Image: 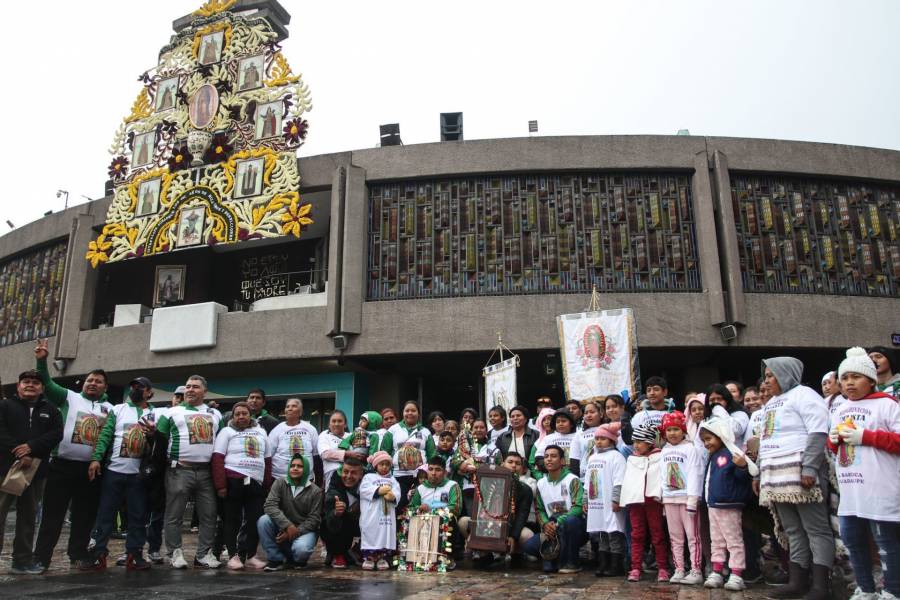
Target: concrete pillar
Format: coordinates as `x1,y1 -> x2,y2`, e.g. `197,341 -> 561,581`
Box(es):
691,152 -> 727,326
711,151 -> 747,326
340,166 -> 366,335
325,166 -> 346,337
55,214 -> 99,359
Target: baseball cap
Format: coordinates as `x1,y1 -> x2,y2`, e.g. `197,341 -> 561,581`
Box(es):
130,376 -> 153,389
18,369 -> 42,382
174,385 -> 186,395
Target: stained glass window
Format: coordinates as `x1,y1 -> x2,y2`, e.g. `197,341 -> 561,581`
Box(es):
0,240 -> 68,347
367,173 -> 699,300
732,175 -> 900,296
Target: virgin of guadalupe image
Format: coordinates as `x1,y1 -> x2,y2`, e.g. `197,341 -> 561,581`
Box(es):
259,105 -> 278,138
239,162 -> 259,197
200,34 -> 220,64
240,61 -> 260,90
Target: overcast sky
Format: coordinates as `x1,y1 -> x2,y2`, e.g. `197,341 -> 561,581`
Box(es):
1,0 -> 898,234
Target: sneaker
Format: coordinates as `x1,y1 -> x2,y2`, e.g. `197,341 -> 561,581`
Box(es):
682,570 -> 705,585
190,526 -> 199,533
126,553 -> 151,571
657,568 -> 670,582
25,562 -> 47,575
559,564 -> 582,574
704,571 -> 725,588
332,554 -> 347,569
627,569 -> 642,582
246,556 -> 267,570
170,549 -> 188,569
724,574 -> 746,591
227,555 -> 244,570
194,551 -> 221,569
669,569 -> 686,584
9,563 -> 29,575
850,590 -> 881,600
362,559 -> 375,571
78,552 -> 107,572
376,559 -> 390,571
263,560 -> 284,571
148,551 -> 165,565
879,592 -> 898,600
115,553 -> 127,567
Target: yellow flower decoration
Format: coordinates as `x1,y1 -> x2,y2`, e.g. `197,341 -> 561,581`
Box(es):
85,234 -> 112,268
280,198 -> 313,238
193,0 -> 236,17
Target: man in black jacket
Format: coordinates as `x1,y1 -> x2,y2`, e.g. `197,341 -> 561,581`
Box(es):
321,456 -> 364,568
0,370 -> 63,574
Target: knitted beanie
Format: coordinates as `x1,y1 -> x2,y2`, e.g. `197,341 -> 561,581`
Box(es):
632,423 -> 658,445
660,411 -> 687,433
367,451 -> 392,468
594,421 -> 622,442
838,347 -> 877,381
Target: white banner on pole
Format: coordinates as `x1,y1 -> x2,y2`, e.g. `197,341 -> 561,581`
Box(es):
556,308 -> 638,403
483,356 -> 518,416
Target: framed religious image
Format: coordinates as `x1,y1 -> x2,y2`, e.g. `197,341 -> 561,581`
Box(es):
154,265 -> 185,307
404,513 -> 440,566
135,177 -> 161,217
155,77 -> 178,112
176,206 -> 205,248
255,100 -> 282,140
198,31 -> 224,65
234,157 -> 264,199
189,84 -> 219,130
237,55 -> 265,92
467,464 -> 513,553
132,131 -> 156,168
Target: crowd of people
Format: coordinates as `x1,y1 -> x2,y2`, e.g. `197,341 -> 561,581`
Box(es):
0,339 -> 898,600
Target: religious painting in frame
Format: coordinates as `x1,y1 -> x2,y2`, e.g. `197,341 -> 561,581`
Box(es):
234,157 -> 264,199
132,131 -> 156,168
467,465 -> 513,553
189,84 -> 219,130
255,100 -> 282,140
135,177 -> 161,217
176,206 -> 205,248
197,31 -> 224,65
155,77 -> 178,112
154,265 -> 185,307
237,55 -> 264,92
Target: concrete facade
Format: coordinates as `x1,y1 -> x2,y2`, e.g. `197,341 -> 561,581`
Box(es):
1,135 -> 898,409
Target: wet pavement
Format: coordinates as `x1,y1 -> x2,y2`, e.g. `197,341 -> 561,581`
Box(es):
0,523 -> 793,599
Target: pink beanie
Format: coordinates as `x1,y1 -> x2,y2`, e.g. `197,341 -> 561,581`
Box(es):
368,451 -> 392,467
594,421 -> 622,442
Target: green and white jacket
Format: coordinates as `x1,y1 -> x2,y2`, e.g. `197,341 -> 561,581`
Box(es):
91,400 -> 155,475
157,403 -> 223,463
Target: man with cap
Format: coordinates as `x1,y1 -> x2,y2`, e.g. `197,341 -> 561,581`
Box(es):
79,376 -> 157,570
32,339 -> 113,571
868,346 -> 899,400
0,370 -> 63,574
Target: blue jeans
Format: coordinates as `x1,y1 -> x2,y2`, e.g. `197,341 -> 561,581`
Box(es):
840,515 -> 900,595
523,515 -> 588,569
94,469 -> 148,555
257,514 -> 318,564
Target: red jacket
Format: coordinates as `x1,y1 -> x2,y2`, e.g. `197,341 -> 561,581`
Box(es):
827,391 -> 898,455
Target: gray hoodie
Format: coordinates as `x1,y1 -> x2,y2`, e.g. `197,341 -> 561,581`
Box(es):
761,356 -> 825,479
761,357 -> 803,393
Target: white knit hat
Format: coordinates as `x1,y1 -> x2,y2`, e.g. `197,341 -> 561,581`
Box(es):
838,347 -> 877,381
699,417 -> 759,476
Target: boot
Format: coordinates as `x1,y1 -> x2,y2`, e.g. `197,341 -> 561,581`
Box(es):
594,551 -> 610,577
769,563 -> 810,598
604,552 -> 625,577
802,564 -> 831,600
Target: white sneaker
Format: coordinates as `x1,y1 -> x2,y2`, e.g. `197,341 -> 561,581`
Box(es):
879,592 -> 899,600
682,570 -> 704,585
849,588 -> 879,600
195,551 -> 221,569
226,555 -> 244,570
171,548 -> 188,569
669,569 -> 686,583
245,556 -> 267,570
704,571 -> 725,588
724,574 -> 746,591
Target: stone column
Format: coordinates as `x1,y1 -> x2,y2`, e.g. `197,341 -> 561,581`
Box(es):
691,151 -> 727,326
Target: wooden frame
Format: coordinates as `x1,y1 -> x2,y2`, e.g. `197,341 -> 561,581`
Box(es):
466,464 -> 513,553
154,265 -> 185,307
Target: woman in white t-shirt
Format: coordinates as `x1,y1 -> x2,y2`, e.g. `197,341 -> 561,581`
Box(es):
704,383 -> 749,441
827,348 -> 900,600
317,410 -> 350,492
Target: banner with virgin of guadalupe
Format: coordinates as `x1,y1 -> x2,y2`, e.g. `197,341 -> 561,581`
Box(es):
483,357 -> 517,416
556,308 -> 638,403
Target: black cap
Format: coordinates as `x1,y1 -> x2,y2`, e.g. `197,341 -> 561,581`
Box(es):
129,376 -> 153,389
18,370 -> 42,382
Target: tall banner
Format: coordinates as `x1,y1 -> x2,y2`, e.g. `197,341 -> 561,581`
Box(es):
557,308 -> 638,402
483,357 -> 517,416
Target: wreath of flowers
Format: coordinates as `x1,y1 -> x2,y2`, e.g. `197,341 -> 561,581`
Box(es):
394,506 -> 454,573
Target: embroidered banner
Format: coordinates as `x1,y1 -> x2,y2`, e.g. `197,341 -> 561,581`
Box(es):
557,308 -> 638,402
483,357 -> 518,417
